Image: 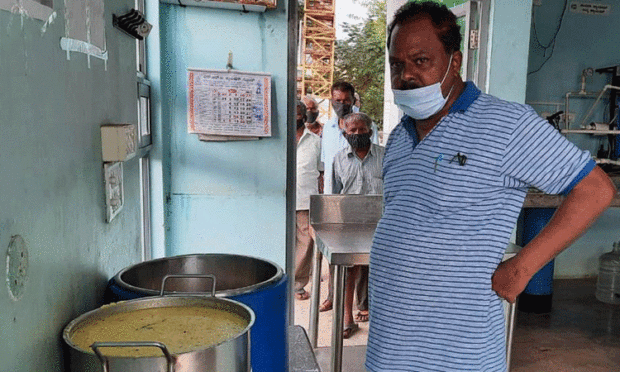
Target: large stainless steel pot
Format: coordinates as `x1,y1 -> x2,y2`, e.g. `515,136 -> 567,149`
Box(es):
63,277 -> 255,372
104,254 -> 288,372
107,254 -> 283,298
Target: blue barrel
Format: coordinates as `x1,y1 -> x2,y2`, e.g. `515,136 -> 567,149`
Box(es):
104,254 -> 288,372
518,208 -> 555,313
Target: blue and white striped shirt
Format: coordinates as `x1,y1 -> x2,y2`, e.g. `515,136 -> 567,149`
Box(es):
366,82 -> 594,372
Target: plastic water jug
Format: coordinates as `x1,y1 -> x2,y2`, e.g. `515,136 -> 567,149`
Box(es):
596,242 -> 620,305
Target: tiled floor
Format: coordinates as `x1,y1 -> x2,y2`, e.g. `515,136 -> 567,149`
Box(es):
294,269 -> 620,372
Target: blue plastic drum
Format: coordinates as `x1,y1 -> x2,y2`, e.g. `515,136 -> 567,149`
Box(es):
518,208 -> 556,313
104,254 -> 288,372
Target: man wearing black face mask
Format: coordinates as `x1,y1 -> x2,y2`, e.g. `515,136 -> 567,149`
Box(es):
332,112 -> 383,195
295,100 -> 322,301
319,82 -> 381,313
301,95 -> 323,137
331,112 -> 384,338
321,82 -> 355,198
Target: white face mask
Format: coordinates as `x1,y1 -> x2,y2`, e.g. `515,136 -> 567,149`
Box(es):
392,53 -> 454,120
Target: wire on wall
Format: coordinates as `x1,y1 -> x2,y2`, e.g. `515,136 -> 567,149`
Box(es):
528,0 -> 568,76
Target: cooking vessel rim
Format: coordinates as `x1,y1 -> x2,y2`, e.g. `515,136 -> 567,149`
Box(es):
113,253 -> 284,298
63,295 -> 255,357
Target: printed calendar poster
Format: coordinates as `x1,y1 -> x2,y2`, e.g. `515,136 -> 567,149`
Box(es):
187,68 -> 271,137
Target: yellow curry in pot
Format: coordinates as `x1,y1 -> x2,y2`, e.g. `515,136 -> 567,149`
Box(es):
69,305 -> 248,357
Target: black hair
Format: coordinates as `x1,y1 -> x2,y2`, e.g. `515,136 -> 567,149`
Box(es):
330,81 -> 355,99
387,1 -> 462,54
296,100 -> 307,120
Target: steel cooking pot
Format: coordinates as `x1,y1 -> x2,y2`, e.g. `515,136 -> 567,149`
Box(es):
104,254 -> 287,372
63,275 -> 254,372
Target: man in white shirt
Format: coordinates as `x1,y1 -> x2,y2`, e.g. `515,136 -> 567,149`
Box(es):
295,100 -> 322,300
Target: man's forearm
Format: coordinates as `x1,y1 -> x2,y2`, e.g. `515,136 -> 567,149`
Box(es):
515,166 -> 616,278
493,166 -> 616,302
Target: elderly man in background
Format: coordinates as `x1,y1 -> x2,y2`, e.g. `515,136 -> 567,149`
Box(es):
302,95 -> 323,137
332,112 -> 384,338
294,100 -> 322,301
318,82 -> 380,314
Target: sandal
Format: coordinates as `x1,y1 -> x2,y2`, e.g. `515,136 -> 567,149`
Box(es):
295,289 -> 310,301
319,299 -> 333,312
343,323 -> 359,339
355,310 -> 369,322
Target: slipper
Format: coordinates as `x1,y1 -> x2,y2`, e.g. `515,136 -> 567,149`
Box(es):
319,299 -> 333,312
343,323 -> 359,339
355,310 -> 369,322
295,289 -> 310,301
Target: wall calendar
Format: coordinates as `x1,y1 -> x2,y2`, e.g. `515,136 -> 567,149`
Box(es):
187,68 -> 272,139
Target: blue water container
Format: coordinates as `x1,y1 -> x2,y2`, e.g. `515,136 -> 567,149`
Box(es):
104,254 -> 288,372
518,208 -> 556,313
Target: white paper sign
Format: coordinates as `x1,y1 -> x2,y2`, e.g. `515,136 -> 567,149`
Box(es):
64,0 -> 106,50
188,69 -> 272,137
570,1 -> 610,15
0,0 -> 54,22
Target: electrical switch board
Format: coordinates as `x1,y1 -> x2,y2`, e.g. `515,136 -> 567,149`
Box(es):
104,162 -> 124,222
101,124 -> 137,162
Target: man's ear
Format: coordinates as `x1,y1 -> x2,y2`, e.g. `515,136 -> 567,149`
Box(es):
451,51 -> 463,77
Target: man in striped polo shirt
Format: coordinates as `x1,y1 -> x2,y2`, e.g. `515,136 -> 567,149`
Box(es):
366,2 -> 616,372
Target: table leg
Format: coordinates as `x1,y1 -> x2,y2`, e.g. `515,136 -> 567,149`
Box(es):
308,240 -> 323,348
506,301 -> 517,371
330,264 -> 346,372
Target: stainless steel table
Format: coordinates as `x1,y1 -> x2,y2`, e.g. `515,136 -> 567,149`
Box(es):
308,194 -> 520,372
308,195 -> 382,372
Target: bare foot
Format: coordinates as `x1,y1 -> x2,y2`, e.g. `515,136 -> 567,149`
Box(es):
295,289 -> 310,301
319,299 -> 333,312
355,310 -> 369,322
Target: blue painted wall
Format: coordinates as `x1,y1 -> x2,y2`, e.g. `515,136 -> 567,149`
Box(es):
154,2 -> 293,269
0,1 -> 145,370
488,0 -> 533,103
525,0 -> 620,278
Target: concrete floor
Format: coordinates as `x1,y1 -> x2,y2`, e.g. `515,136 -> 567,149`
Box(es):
511,278 -> 620,372
293,258 -> 369,349
294,268 -> 620,372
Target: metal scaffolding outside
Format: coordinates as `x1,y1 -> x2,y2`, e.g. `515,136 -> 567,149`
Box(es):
299,0 -> 336,119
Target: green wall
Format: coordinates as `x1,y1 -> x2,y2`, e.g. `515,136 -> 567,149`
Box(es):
0,1 -> 144,370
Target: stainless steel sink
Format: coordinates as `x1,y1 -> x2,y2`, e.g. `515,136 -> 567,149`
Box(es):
309,194 -> 383,266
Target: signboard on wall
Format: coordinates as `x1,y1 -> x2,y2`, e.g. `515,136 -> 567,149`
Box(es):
187,68 -> 272,139
570,1 -> 610,15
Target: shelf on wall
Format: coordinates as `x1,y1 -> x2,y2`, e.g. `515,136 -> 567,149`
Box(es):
160,0 -> 274,12
561,129 -> 620,135
595,158 -> 620,166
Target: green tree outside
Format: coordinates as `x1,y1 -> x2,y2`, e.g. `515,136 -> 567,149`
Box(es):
332,0 -> 468,130
334,0 -> 387,130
